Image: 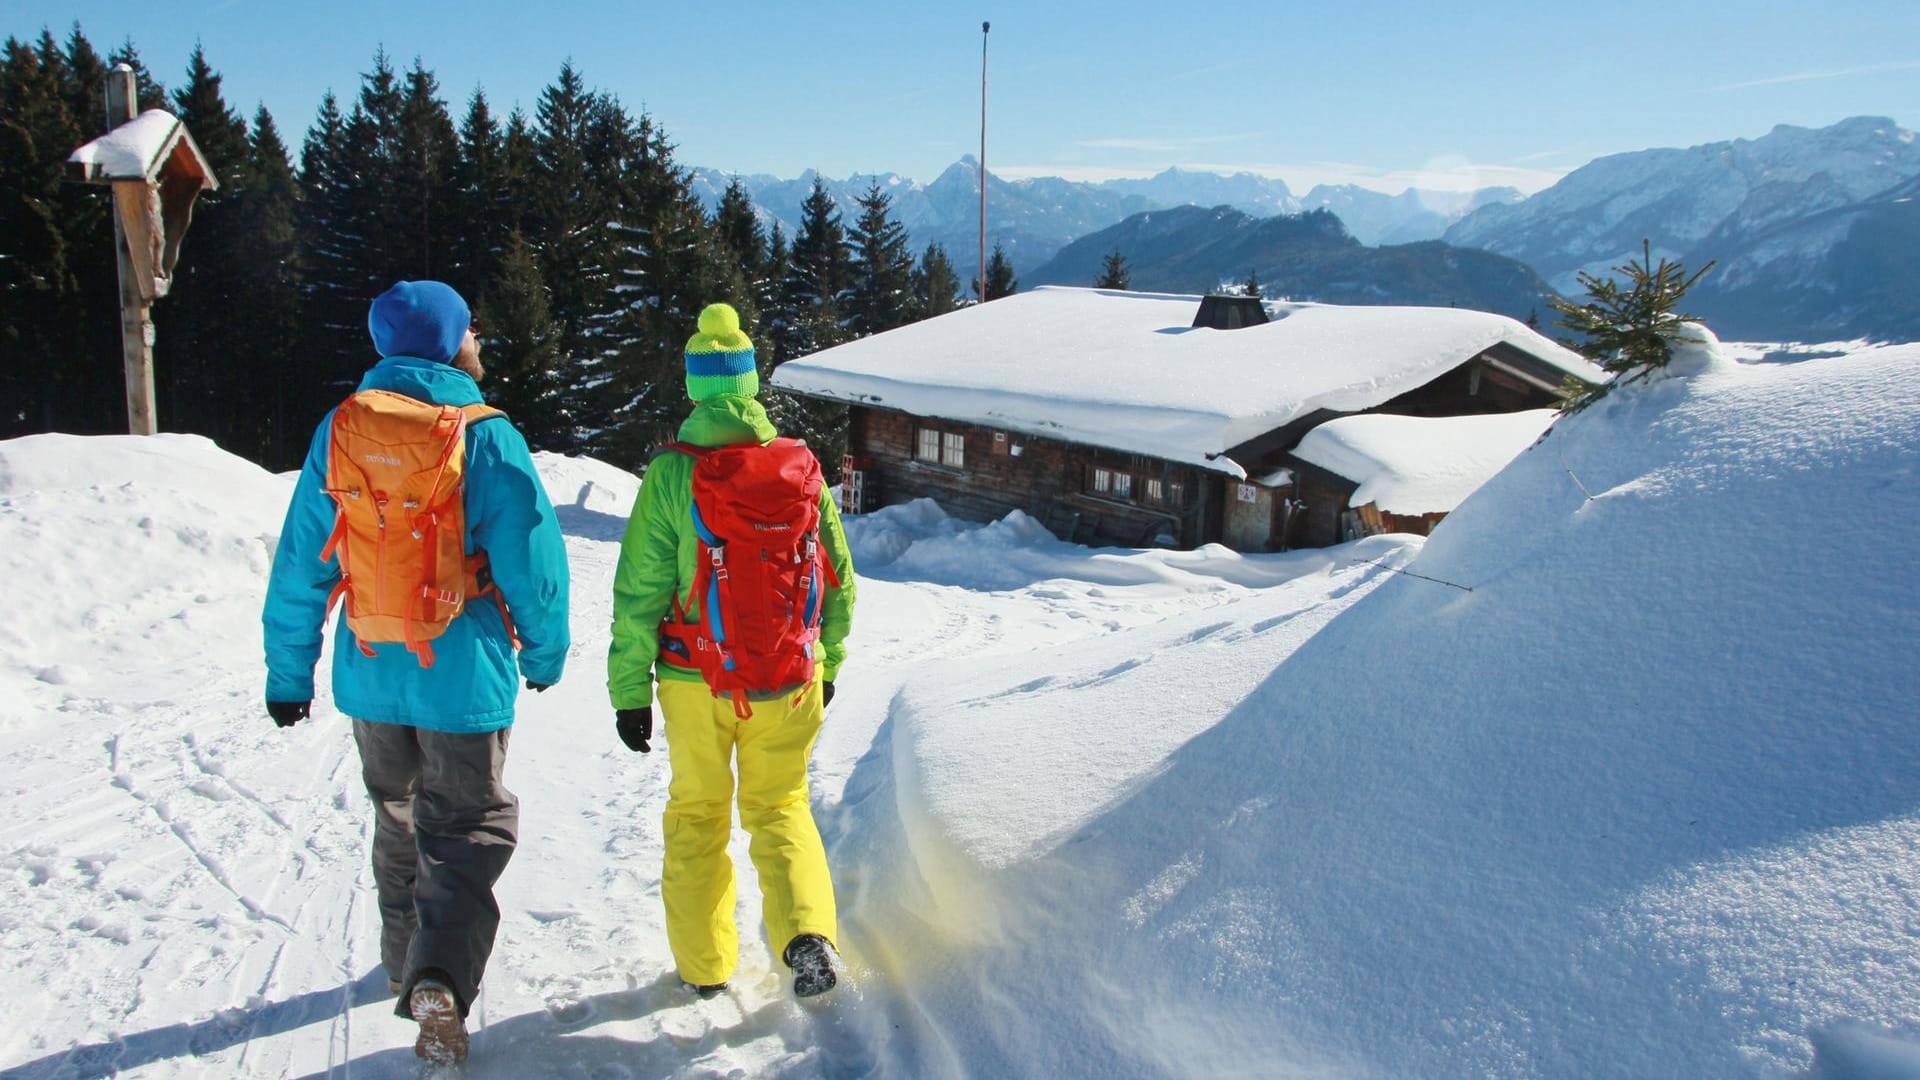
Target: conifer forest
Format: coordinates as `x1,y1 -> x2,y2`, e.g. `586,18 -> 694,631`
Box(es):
2,28 -> 966,474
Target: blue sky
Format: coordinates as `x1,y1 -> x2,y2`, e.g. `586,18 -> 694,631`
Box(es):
16,0 -> 1919,193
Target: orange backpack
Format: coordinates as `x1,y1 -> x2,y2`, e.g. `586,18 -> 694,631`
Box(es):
319,389 -> 516,667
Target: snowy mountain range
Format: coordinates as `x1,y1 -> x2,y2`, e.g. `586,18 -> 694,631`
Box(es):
1444,115 -> 1920,340
697,114 -> 1920,342
1026,205 -> 1557,321
689,160 -> 1519,272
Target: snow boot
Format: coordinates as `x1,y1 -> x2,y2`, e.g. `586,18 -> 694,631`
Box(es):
409,977 -> 469,1066
783,933 -> 837,998
683,980 -> 728,1000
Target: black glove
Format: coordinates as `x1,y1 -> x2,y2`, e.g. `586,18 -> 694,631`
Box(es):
616,707 -> 653,753
525,680 -> 552,693
822,681 -> 836,709
268,700 -> 310,728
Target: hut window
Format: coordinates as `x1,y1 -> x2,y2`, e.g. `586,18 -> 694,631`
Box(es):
1168,481 -> 1184,506
1112,473 -> 1133,499
942,432 -> 965,468
916,428 -> 940,463
1092,467 -> 1112,494
1145,477 -> 1164,503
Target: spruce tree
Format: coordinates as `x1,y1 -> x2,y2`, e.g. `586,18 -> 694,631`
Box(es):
234,105 -> 303,464
298,91 -> 370,401
162,43 -> 252,447
1245,268 -> 1261,299
105,37 -> 168,109
58,23 -> 106,136
982,242 -> 1017,300
340,51 -> 403,291
0,35 -> 79,432
712,177 -> 765,282
476,230 -> 569,447
1094,249 -> 1130,290
391,58 -> 459,280
847,181 -> 915,337
768,178 -> 853,474
60,27 -> 130,434
762,222 -> 800,366
912,242 -> 960,321
785,177 -> 852,355
446,88 -> 504,307
1551,240 -> 1715,412
2,28 -> 137,435
498,107 -> 539,236
528,62 -> 606,363
596,110 -> 754,465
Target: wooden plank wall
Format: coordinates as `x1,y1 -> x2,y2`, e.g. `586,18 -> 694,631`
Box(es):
850,407 -> 1209,547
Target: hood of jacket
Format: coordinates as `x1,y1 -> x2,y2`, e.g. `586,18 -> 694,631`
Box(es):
678,393 -> 777,448
357,355 -> 484,408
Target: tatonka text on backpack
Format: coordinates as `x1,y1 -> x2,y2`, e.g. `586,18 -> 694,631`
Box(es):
656,439 -> 840,718
320,389 -> 516,667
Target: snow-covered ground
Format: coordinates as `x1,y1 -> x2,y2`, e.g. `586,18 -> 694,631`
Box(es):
2,331 -> 1918,1078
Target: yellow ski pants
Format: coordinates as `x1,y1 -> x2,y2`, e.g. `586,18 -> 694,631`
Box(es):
658,675 -> 837,986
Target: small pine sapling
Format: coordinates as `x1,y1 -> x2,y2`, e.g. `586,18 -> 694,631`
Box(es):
1550,240 -> 1715,412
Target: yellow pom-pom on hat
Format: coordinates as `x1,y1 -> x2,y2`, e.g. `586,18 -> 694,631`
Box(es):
684,302 -> 757,400
698,303 -> 740,338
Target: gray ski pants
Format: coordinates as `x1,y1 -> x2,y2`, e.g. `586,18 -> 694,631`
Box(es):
351,719 -> 518,1020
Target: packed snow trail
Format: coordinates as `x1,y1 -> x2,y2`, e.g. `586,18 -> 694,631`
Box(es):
0,441 -> 1333,1077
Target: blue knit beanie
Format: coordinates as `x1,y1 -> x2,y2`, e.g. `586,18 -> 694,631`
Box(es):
368,280 -> 470,364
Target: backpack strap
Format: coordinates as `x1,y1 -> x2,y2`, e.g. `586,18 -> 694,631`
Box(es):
446,402 -> 522,653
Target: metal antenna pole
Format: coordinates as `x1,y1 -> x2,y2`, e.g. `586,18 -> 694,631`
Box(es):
979,20 -> 990,301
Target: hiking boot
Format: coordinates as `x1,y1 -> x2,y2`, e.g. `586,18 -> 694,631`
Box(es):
388,978 -> 403,997
409,977 -> 469,1066
682,980 -> 728,999
783,933 -> 838,998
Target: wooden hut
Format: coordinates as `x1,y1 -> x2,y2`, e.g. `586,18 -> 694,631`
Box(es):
772,287 -> 1599,550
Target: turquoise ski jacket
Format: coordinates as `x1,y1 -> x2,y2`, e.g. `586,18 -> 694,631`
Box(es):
262,356 -> 570,731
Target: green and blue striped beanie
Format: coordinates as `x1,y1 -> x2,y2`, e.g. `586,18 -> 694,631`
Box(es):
684,303 -> 757,401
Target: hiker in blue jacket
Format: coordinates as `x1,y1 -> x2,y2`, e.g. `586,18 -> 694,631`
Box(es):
261,280 -> 569,1065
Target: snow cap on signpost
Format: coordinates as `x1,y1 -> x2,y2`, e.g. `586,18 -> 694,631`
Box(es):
66,67 -> 219,302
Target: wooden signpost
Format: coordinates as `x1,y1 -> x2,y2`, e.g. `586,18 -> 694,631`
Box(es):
66,64 -> 218,435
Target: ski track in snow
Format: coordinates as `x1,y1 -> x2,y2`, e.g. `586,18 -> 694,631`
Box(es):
0,465 -> 1334,1079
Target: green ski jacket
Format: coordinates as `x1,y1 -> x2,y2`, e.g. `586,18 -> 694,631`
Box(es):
608,394 -> 856,710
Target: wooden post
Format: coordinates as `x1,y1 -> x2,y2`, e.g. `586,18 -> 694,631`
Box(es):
106,64 -> 157,436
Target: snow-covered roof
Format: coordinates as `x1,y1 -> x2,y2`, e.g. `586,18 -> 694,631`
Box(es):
771,287 -> 1599,478
67,109 -> 216,187
1291,408 -> 1559,515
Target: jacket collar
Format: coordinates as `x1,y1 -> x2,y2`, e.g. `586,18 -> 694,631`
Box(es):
357,355 -> 485,408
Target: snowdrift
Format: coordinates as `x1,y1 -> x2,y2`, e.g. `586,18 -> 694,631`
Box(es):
0,433 -> 291,721
835,333 -> 1920,1077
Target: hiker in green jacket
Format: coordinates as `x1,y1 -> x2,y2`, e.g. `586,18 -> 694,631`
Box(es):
608,303 -> 856,998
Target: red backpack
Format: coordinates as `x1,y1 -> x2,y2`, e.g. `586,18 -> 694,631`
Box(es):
656,438 -> 840,718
